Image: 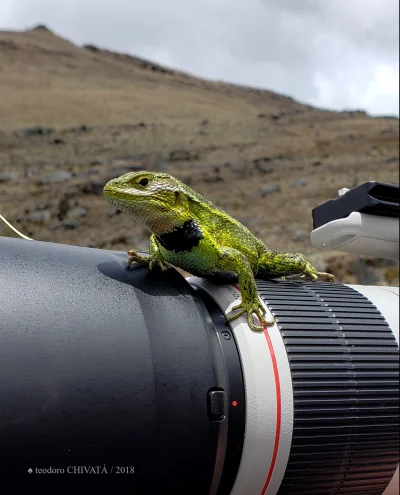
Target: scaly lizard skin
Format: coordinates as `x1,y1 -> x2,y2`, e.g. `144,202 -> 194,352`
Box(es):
103,171 -> 334,331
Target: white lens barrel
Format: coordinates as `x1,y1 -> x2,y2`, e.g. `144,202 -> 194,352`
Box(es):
189,278 -> 399,495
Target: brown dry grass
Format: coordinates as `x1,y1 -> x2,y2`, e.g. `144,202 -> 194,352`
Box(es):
0,26 -> 308,130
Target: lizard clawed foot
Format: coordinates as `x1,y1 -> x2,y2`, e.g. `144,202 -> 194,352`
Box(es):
304,270 -> 335,282
317,271 -> 335,282
300,261 -> 335,282
127,249 -> 150,266
227,300 -> 275,331
149,259 -> 171,271
127,249 -> 171,271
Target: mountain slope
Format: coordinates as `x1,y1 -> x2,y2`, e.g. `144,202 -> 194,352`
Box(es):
0,24 -> 316,130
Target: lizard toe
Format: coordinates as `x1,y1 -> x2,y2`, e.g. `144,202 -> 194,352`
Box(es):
247,314 -> 264,331
320,272 -> 335,282
231,301 -> 243,312
159,261 -> 170,271
148,259 -> 171,271
254,305 -> 275,327
227,305 -> 246,322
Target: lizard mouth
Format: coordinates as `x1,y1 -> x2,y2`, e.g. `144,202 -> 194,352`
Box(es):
103,186 -> 167,203
103,187 -> 169,213
103,186 -> 117,195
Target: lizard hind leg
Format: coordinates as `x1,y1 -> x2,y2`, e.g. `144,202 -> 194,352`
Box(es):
257,250 -> 334,282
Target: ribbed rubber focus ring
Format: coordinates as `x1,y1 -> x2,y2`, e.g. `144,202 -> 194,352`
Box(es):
257,281 -> 400,495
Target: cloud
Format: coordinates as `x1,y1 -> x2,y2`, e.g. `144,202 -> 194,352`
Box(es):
1,0 -> 398,116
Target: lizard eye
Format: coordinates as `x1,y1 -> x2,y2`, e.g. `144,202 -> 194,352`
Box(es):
139,178 -> 149,186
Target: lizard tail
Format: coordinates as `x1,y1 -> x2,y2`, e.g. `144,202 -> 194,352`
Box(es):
256,250 -> 334,282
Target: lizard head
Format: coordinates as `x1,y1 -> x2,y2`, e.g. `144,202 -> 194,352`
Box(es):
103,171 -> 191,233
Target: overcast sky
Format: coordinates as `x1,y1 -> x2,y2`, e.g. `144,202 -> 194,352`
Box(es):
1,0 -> 399,116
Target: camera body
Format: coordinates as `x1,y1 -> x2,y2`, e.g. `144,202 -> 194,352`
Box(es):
0,182 -> 398,494
310,181 -> 399,261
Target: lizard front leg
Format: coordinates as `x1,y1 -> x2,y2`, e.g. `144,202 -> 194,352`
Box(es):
217,247 -> 274,331
127,234 -> 171,271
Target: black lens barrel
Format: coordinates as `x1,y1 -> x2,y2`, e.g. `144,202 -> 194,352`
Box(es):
0,237 -> 245,493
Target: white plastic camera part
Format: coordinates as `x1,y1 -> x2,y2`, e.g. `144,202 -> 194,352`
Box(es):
310,211 -> 399,261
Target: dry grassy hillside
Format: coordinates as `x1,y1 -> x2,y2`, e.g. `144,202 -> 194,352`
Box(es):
0,25 -> 399,285
0,24 -> 312,129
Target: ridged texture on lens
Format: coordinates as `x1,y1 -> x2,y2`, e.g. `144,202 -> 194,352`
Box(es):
257,281 -> 399,495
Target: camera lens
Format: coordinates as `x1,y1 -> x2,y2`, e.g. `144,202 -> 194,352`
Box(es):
0,237 -> 398,494
191,277 -> 399,495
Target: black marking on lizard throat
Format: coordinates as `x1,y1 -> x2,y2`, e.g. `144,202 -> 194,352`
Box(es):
156,219 -> 203,252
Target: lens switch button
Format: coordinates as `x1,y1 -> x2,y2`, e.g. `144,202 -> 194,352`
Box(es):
208,390 -> 226,421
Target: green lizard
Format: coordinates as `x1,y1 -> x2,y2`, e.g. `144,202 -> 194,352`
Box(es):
103,171 -> 334,331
